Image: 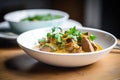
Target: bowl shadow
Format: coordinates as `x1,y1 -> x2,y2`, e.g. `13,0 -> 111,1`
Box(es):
4,53 -> 93,74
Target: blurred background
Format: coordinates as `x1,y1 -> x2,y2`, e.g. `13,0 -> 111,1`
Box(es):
0,0 -> 119,38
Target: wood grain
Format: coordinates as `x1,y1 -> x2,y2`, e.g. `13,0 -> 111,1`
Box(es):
0,40 -> 120,80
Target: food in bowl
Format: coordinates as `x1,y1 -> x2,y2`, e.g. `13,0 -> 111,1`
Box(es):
35,26 -> 102,53
21,14 -> 63,21
4,9 -> 69,34
17,26 -> 117,67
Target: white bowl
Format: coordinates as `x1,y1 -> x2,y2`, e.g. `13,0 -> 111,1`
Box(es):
17,27 -> 117,67
4,9 -> 69,34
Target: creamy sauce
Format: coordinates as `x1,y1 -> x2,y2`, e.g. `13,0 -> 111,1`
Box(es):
33,43 -> 103,53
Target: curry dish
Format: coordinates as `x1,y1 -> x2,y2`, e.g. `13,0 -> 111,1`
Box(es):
36,27 -> 102,53
21,14 -> 62,21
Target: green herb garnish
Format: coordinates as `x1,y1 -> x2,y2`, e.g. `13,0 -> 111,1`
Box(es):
90,34 -> 96,41
21,14 -> 62,21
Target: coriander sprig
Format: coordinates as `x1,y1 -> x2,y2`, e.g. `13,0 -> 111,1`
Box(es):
65,26 -> 82,41
47,27 -> 63,43
90,34 -> 96,41
46,26 -> 97,44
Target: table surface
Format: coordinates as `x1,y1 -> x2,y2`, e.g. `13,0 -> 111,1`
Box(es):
0,39 -> 120,80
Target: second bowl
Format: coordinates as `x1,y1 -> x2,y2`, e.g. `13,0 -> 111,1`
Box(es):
4,9 -> 69,34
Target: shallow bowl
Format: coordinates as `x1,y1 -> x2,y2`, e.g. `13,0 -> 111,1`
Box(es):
4,9 -> 69,34
17,27 -> 117,67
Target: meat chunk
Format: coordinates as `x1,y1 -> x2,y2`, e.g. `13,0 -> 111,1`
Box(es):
65,40 -> 81,53
91,41 -> 98,51
81,36 -> 95,52
65,42 -> 74,52
83,32 -> 89,36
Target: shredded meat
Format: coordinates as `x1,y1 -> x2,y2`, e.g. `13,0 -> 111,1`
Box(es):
65,40 -> 81,53
65,42 -> 74,52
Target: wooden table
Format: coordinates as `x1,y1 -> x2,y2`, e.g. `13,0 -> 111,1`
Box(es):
0,39 -> 120,80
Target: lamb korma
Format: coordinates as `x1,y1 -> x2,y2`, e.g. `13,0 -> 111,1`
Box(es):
36,26 -> 102,53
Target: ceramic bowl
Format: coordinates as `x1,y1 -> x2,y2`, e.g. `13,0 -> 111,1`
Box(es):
4,9 -> 69,34
17,27 -> 117,67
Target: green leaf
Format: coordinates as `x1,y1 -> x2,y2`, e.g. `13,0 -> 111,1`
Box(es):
47,33 -> 51,38
90,34 -> 96,41
65,26 -> 77,36
57,27 -> 62,32
52,27 -> 62,33
54,33 -> 62,43
52,27 -> 56,33
52,34 -> 56,39
38,38 -> 46,43
57,36 -> 62,43
74,30 -> 81,36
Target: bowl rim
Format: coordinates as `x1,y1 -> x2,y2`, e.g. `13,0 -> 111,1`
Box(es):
4,9 -> 69,22
17,27 -> 117,56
